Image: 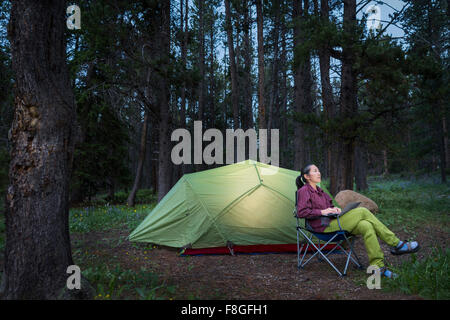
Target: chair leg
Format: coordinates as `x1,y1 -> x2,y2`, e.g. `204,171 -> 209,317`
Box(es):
345,236 -> 363,269
297,230 -> 301,268
301,235 -> 344,277
317,239 -> 323,261
323,241 -> 342,257
348,238 -> 364,269
298,243 -> 307,269
297,229 -> 310,269
299,242 -> 310,268
343,247 -> 353,275
311,242 -> 344,277
297,230 -> 363,277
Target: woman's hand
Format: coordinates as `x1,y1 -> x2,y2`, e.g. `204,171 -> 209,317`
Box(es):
321,208 -> 335,215
321,207 -> 341,215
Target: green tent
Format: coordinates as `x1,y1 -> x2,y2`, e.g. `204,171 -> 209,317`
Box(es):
129,160 -> 336,252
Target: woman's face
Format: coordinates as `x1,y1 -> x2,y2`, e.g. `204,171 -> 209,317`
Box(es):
304,165 -> 321,184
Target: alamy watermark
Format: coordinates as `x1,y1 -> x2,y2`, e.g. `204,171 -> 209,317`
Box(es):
66,265 -> 81,290
366,5 -> 381,31
366,265 -> 381,289
171,121 -> 280,174
67,5 -> 81,30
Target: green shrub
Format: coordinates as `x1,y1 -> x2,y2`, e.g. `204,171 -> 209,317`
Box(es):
112,191 -> 128,204
136,189 -> 156,204
383,248 -> 450,299
114,189 -> 156,204
83,189 -> 156,206
69,204 -> 153,233
361,176 -> 450,231
82,264 -> 175,300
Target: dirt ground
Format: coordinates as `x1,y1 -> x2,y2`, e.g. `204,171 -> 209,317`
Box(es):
73,223 -> 448,300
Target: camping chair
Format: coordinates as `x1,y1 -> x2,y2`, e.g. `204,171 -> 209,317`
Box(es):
293,191 -> 363,277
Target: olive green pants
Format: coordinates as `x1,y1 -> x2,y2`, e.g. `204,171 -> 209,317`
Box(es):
324,207 -> 400,268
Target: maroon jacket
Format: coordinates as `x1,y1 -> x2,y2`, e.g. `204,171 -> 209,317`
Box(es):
296,184 -> 335,232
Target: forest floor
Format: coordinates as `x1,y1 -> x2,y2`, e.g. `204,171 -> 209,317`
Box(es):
70,221 -> 447,300
0,174 -> 449,300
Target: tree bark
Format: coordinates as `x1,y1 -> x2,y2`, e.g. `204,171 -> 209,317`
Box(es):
338,0 -> 357,191
150,122 -> 159,193
180,0 -> 188,127
209,7 -> 216,130
317,0 -> 339,194
198,0 -> 205,122
2,0 -> 92,299
157,0 -> 172,201
256,0 -> 265,131
382,149 -> 389,176
225,0 -> 240,131
293,0 -> 313,171
280,17 -> 289,168
268,0 -> 281,155
355,140 -> 368,191
443,115 -> 449,170
293,0 -> 302,171
242,0 -> 253,132
180,0 -> 189,175
438,112 -> 447,182
127,109 -> 149,207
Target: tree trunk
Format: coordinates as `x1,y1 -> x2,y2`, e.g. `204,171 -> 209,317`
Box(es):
225,0 -> 239,132
107,178 -> 115,201
438,112 -> 447,182
127,109 -> 149,207
293,0 -> 302,171
338,0 -> 357,190
225,0 -> 239,163
151,122 -> 159,193
198,0 -> 205,122
157,0 -> 172,201
2,0 -> 92,299
443,115 -> 449,170
293,0 -> 313,171
355,140 -> 368,191
180,0 -> 189,175
268,0 -> 281,155
242,0 -> 253,132
256,0 -> 265,131
318,0 -> 339,194
209,10 -> 216,130
382,149 -> 389,176
280,19 -> 289,168
180,0 -> 188,127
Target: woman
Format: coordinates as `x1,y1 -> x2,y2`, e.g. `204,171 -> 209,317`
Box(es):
296,164 -> 420,279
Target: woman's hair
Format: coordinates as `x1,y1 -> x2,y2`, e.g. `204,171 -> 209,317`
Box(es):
296,164 -> 314,190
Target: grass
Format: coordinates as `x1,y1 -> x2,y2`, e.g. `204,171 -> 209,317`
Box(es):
351,248 -> 450,300
382,248 -> 450,299
70,239 -> 178,300
68,194 -> 182,300
67,196 -> 177,300
69,203 -> 154,234
358,174 -> 450,299
81,264 -> 177,300
78,188 -> 157,207
362,174 -> 450,233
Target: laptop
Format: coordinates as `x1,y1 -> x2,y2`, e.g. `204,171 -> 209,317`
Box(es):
327,201 -> 361,218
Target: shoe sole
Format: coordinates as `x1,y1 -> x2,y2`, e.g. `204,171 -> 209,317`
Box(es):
391,244 -> 420,256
